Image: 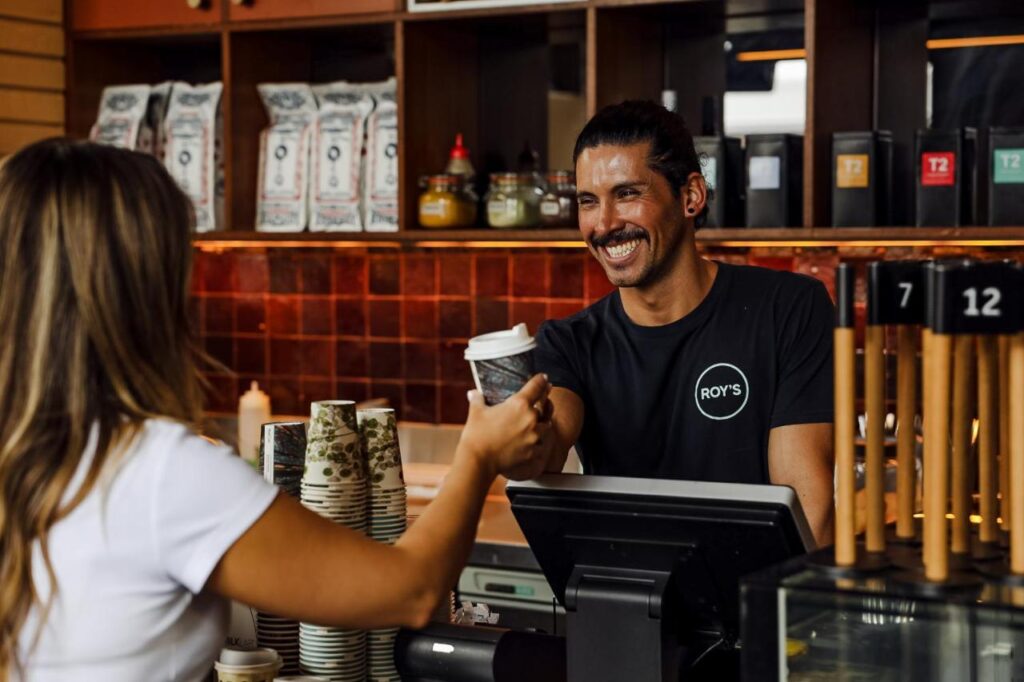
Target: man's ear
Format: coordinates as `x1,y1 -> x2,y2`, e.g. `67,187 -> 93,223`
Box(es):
682,171 -> 708,218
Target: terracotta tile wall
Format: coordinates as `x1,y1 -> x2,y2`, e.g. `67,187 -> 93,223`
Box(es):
192,247 -> 620,423
193,245 -> 988,423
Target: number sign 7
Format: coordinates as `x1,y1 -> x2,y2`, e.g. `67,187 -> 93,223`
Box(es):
867,261 -> 927,326
898,282 -> 913,309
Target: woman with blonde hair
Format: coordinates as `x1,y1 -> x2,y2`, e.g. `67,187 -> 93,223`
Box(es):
0,139 -> 553,681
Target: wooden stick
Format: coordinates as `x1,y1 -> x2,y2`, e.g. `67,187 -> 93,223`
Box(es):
1001,335 -> 1012,532
1011,333 -> 1024,575
835,326 -> 857,567
924,331 -> 951,582
951,335 -> 974,555
896,326 -> 918,539
865,325 -> 886,553
978,335 -> 999,544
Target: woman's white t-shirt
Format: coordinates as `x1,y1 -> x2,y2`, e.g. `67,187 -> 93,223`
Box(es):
17,419 -> 278,681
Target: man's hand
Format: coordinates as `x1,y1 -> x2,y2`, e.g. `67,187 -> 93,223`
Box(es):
457,374 -> 553,481
492,385 -> 585,480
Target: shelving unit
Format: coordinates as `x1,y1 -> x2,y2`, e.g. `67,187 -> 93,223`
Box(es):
64,0 -> 1024,248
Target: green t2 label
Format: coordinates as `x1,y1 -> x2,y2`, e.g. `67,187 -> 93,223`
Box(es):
994,149 -> 1024,184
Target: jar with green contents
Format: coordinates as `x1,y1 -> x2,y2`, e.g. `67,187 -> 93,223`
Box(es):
485,173 -> 542,228
419,173 -> 477,228
539,171 -> 578,227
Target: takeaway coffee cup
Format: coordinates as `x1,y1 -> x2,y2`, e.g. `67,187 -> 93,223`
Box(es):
215,647 -> 282,682
464,323 -> 537,405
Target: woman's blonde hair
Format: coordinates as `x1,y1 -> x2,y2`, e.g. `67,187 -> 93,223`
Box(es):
0,139 -> 205,677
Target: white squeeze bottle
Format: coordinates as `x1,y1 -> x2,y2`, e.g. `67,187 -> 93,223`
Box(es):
237,381 -> 271,465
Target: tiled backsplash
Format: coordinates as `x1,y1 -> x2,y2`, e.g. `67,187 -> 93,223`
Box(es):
193,245 -> 983,423
193,247 -> 622,422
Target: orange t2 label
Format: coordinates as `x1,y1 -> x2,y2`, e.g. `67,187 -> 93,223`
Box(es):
921,152 -> 956,186
836,154 -> 869,188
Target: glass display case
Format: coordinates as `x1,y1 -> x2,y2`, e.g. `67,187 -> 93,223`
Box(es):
742,550 -> 1024,682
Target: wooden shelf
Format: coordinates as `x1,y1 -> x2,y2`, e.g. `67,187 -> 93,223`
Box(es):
192,229 -> 583,248
697,227 -> 1024,247
191,227 -> 1024,249
67,0 -> 1024,253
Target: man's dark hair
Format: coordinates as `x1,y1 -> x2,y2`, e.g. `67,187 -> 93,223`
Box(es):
572,100 -> 709,228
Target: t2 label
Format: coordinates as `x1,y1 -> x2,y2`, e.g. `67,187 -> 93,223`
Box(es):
994,149 -> 1024,184
921,152 -> 956,186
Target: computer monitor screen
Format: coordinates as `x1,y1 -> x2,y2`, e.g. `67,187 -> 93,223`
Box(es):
507,474 -> 815,642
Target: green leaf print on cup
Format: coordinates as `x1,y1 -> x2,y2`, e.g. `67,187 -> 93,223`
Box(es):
305,400 -> 367,484
357,408 -> 404,490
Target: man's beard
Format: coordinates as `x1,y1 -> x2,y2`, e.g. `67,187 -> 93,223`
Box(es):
595,221 -> 687,289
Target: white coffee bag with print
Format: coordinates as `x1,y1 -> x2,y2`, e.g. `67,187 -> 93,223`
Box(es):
164,82 -> 223,233
310,82 -> 374,232
90,84 -> 151,150
256,83 -> 317,232
361,78 -> 399,233
137,81 -> 173,160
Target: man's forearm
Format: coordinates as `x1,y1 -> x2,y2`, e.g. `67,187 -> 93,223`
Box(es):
806,499 -> 834,549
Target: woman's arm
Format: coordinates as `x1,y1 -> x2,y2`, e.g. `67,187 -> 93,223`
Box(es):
206,374 -> 552,630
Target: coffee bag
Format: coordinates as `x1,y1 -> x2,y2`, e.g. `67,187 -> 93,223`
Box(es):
361,78 -> 399,233
89,84 -> 151,150
310,82 -> 375,232
256,83 -> 317,232
164,82 -> 224,232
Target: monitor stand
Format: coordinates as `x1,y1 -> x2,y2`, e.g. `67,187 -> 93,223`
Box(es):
565,566 -> 682,682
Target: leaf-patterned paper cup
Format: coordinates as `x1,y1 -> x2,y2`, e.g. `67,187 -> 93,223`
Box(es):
357,408 -> 405,490
304,400 -> 366,484
464,323 -> 537,406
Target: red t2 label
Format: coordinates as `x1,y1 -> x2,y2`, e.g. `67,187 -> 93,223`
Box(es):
921,152 -> 956,186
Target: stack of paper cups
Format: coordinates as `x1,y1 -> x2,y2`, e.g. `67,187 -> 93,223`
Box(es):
300,401 -> 368,681
257,422 -> 307,675
358,408 -> 406,682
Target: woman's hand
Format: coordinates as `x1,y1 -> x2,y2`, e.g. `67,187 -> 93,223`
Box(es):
457,374 -> 553,481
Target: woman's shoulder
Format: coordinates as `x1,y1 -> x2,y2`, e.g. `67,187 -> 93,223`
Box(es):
111,418 -> 245,488
130,418 -> 231,461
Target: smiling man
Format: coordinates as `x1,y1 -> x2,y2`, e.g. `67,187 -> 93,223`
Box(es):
532,101 -> 835,546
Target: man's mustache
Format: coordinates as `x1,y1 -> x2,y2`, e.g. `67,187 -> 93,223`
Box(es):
589,229 -> 649,249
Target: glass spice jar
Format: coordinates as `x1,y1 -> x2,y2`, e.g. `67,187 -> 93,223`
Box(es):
484,173 -> 542,229
539,171 -> 577,227
419,173 -> 477,228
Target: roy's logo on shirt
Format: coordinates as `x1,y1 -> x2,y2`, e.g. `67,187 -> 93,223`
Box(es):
694,363 -> 749,421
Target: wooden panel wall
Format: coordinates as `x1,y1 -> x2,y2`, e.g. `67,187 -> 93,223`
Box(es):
0,0 -> 64,155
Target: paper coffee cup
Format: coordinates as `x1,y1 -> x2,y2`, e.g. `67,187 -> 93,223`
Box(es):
357,408 -> 405,489
305,401 -> 365,484
464,323 -> 537,405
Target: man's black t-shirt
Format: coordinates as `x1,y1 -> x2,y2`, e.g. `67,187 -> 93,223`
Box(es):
535,262 -> 834,483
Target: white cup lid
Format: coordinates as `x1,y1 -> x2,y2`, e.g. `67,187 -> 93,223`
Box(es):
218,646 -> 280,667
464,323 -> 536,362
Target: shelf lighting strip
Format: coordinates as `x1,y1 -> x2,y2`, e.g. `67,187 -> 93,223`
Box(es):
193,238 -> 1024,250
735,34 -> 1024,63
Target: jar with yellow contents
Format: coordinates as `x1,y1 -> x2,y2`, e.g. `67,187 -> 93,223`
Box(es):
418,174 -> 477,228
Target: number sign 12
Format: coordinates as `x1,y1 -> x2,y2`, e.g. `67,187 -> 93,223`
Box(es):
963,287 -> 1002,318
